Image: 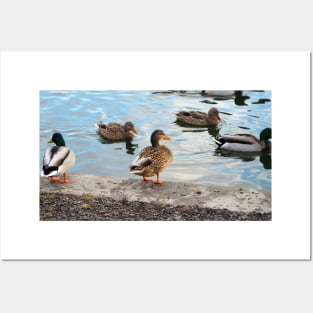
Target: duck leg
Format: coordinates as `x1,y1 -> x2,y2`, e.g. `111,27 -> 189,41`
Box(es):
60,173 -> 70,183
154,173 -> 163,184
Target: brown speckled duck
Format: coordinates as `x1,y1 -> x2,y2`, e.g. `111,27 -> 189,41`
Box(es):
129,130 -> 173,184
176,107 -> 221,126
95,121 -> 137,140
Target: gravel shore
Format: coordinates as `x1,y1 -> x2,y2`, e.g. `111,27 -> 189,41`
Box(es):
40,192 -> 271,221
40,174 -> 271,221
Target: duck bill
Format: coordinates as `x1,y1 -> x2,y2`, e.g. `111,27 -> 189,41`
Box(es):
129,130 -> 137,136
48,139 -> 53,143
163,135 -> 171,140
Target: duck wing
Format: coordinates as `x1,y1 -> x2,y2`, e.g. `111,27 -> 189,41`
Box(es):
177,110 -> 206,119
221,134 -> 259,144
106,123 -> 123,131
176,111 -> 208,125
42,146 -> 71,176
129,145 -> 173,173
129,148 -> 153,173
97,122 -> 127,140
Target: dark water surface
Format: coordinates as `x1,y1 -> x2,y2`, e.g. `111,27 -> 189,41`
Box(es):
40,90 -> 271,189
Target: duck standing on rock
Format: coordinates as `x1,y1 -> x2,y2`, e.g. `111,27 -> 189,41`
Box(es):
129,130 -> 173,184
41,132 -> 76,183
213,128 -> 272,152
176,107 -> 221,126
95,121 -> 137,141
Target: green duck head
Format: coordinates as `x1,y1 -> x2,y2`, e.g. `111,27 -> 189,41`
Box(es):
260,128 -> 272,141
48,132 -> 66,146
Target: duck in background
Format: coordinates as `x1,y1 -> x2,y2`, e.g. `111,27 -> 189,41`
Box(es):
129,129 -> 173,184
95,121 -> 137,141
213,128 -> 272,152
176,107 -> 221,126
201,90 -> 242,97
41,132 -> 76,183
201,90 -> 250,105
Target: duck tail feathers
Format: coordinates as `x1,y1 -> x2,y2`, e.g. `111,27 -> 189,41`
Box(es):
129,157 -> 153,173
213,136 -> 225,147
41,166 -> 59,177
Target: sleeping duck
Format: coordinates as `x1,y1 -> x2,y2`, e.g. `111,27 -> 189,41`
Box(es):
129,130 -> 173,184
213,128 -> 272,152
41,132 -> 76,183
95,121 -> 137,140
176,107 -> 221,126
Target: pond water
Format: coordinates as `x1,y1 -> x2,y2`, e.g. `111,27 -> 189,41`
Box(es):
40,90 -> 272,190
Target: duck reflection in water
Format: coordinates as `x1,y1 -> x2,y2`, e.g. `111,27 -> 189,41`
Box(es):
214,149 -> 271,170
177,123 -> 221,138
234,93 -> 250,106
97,137 -> 138,155
125,139 -> 138,155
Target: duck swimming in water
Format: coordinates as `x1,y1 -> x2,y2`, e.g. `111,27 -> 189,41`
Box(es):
201,90 -> 242,97
176,107 -> 221,126
96,121 -> 137,141
213,128 -> 272,152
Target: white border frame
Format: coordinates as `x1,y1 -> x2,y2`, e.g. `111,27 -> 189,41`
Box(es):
0,52 -> 310,260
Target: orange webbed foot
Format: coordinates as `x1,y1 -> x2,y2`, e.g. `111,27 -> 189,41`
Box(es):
153,180 -> 163,184
153,173 -> 163,184
59,179 -> 70,184
59,173 -> 70,183
49,177 -> 60,182
142,177 -> 152,182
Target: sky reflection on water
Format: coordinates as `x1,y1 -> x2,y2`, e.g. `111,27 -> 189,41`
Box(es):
40,90 -> 271,189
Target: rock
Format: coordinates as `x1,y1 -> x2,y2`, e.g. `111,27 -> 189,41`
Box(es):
40,174 -> 271,221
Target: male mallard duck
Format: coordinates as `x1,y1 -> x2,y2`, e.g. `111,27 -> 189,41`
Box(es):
41,132 -> 75,183
213,128 -> 272,152
201,90 -> 242,97
95,121 -> 137,140
176,107 -> 221,126
129,130 -> 173,184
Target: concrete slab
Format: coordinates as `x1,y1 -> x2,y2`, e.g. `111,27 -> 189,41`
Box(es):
40,174 -> 271,213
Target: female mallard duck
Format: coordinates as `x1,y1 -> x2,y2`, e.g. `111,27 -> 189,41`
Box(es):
95,121 -> 137,140
129,130 -> 173,184
41,132 -> 75,183
176,107 -> 221,126
214,128 -> 272,152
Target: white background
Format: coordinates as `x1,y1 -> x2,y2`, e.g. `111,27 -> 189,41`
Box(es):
0,1 -> 312,313
1,51 -> 310,260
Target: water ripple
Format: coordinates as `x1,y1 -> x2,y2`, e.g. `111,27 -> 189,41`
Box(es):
40,90 -> 271,189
